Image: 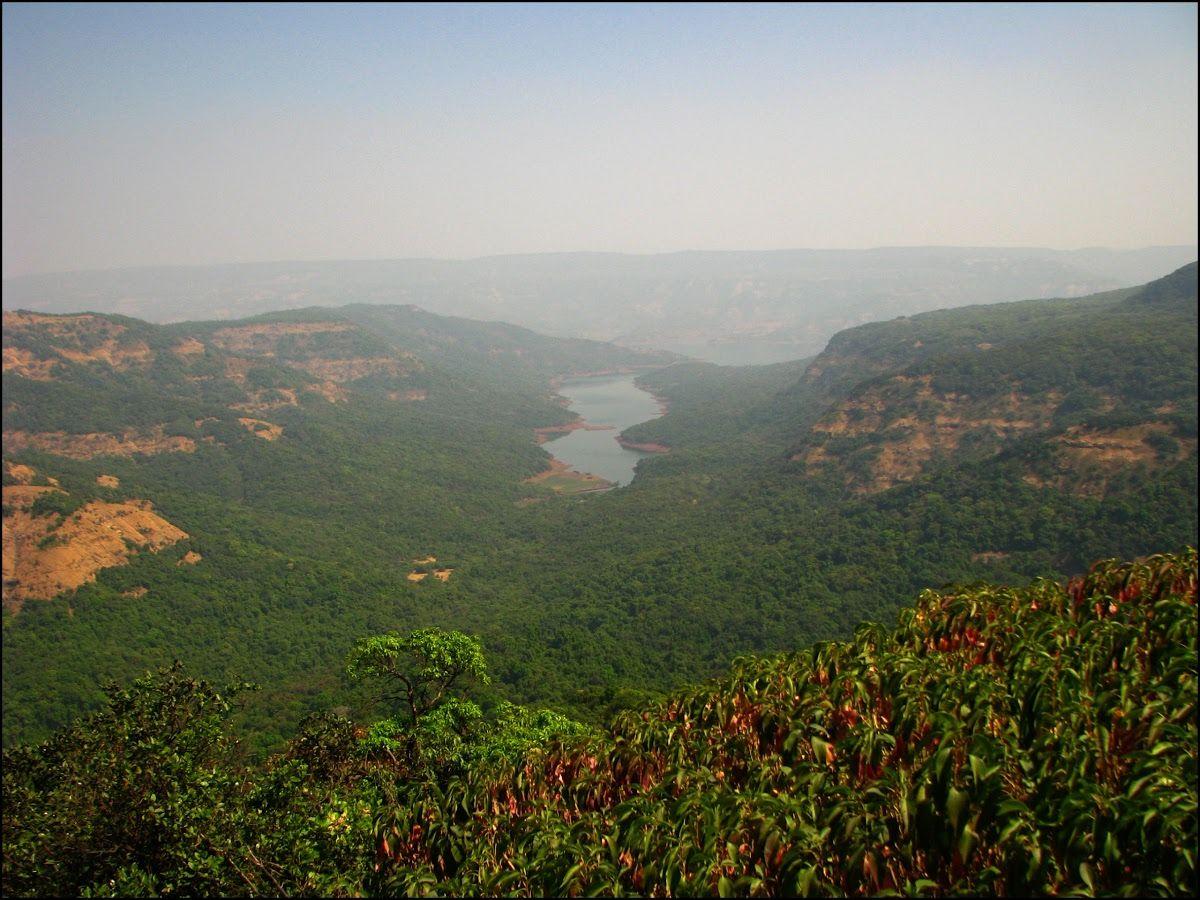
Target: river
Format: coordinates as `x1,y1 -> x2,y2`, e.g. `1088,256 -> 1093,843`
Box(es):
543,374 -> 665,486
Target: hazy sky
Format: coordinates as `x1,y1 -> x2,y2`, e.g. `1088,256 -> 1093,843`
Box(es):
2,3 -> 1196,277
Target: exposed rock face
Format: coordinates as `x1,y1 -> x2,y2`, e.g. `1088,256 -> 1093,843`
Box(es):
798,375 -> 1061,493
209,320 -> 419,383
2,486 -> 187,610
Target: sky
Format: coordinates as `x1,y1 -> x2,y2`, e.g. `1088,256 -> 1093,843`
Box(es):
2,2 -> 1197,277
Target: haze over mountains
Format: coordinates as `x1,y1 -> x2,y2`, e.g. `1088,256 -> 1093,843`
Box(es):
5,245 -> 1194,365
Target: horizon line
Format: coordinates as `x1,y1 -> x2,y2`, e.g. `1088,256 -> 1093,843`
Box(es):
5,243 -> 1198,281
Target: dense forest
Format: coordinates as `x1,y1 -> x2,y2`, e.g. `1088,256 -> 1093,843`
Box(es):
2,265 -> 1197,759
4,550 -> 1195,896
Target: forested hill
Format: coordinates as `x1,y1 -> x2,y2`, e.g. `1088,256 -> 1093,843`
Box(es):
790,261 -> 1198,495
4,551 -> 1195,896
626,262 -> 1198,494
1,304 -> 669,747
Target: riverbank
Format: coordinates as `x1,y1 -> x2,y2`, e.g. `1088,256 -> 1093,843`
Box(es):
533,421 -> 615,445
522,457 -> 613,494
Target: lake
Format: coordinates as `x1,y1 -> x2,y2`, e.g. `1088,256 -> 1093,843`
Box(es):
543,374 -> 665,486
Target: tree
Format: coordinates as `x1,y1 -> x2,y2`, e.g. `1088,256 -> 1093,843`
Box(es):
346,628 -> 489,726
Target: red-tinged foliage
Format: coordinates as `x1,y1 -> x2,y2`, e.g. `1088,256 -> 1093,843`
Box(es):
374,550 -> 1197,897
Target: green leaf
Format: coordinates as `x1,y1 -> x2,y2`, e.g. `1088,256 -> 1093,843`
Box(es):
1079,861 -> 1097,893
947,786 -> 968,832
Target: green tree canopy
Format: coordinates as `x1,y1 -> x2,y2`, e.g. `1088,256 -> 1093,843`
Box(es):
346,628 -> 489,724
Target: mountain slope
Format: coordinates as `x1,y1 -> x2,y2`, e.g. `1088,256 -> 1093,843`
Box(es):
371,551 -> 1197,897
5,551 -> 1194,896
1,305 -> 670,748
789,263 -> 1197,495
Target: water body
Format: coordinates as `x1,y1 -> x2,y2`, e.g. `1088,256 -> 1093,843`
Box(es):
544,374 -> 665,486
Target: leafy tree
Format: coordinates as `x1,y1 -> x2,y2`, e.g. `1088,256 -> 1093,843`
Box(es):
346,627 -> 489,726
2,664 -> 254,896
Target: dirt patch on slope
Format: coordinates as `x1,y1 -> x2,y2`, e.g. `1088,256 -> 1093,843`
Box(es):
231,388 -> 298,413
971,551 -> 1010,563
2,347 -> 59,380
54,339 -> 153,370
3,313 -> 153,372
291,357 -> 414,383
210,321 -> 357,355
387,388 -> 428,402
307,381 -> 350,403
523,458 -> 612,493
177,550 -> 202,566
3,490 -> 187,609
3,485 -> 63,509
3,428 -> 197,460
4,462 -> 38,485
1055,423 -> 1188,466
223,357 -> 256,383
803,376 -> 1059,493
237,418 -> 283,441
172,338 -> 206,358
96,475 -> 120,488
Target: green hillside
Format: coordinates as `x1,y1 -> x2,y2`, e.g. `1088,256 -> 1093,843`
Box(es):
4,550 -> 1195,896
0,307 -> 667,749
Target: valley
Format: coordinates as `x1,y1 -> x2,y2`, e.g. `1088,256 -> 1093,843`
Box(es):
4,6 -> 1195,895
3,264 -> 1195,757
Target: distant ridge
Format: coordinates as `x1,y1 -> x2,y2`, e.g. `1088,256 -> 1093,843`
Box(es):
1127,260 -> 1198,307
4,246 -> 1195,365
